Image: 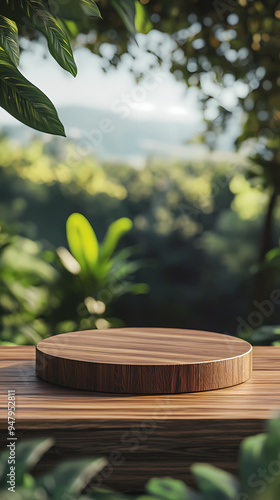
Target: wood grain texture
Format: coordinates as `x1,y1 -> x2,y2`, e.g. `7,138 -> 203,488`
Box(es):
36,328 -> 252,393
0,346 -> 279,492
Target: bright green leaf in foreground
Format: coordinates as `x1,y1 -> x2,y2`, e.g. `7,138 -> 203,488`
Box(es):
146,477 -> 199,499
38,457 -> 107,500
191,463 -> 240,500
0,438 -> 53,488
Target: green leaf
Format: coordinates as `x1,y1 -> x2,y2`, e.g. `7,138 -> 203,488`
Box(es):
66,213 -> 99,273
108,260 -> 142,282
0,489 -> 46,500
62,20 -> 80,39
110,0 -> 136,35
265,248 -> 280,262
0,15 -> 19,66
239,433 -> 267,493
135,2 -> 152,34
239,422 -> 280,499
145,477 -> 200,500
0,48 -> 65,136
37,457 -> 106,500
49,0 -> 102,20
250,326 -> 280,346
48,0 -> 85,20
262,418 -> 280,470
129,283 -> 150,294
0,438 -> 53,487
191,464 -> 240,500
81,0 -> 102,18
99,218 -> 133,262
1,0 -> 77,76
88,488 -> 129,499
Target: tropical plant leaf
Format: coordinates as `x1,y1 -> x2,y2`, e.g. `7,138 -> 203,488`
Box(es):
239,425 -> 280,500
0,438 -> 53,487
88,488 -> 129,499
109,0 -> 136,35
81,0 -> 102,18
239,433 -> 267,492
191,464 -> 240,500
0,48 -> 65,136
0,489 -> 44,500
48,0 -> 102,21
99,217 -> 133,262
265,248 -> 280,262
37,457 -> 106,500
128,282 -> 149,294
135,2 -> 152,34
48,0 -> 85,20
108,260 -> 142,283
66,213 -> 99,273
145,477 -> 200,500
0,15 -> 19,66
1,0 -> 77,76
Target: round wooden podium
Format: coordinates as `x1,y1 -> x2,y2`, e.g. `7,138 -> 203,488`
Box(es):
36,328 -> 252,394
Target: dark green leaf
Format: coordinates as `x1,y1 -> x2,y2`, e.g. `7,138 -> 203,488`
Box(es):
145,477 -> 200,500
239,433 -> 267,493
88,488 -> 129,499
81,0 -> 102,18
48,0 -> 102,21
109,0 -> 136,35
0,48 -> 65,136
0,438 -> 53,487
191,464 -> 240,500
0,15 -> 19,66
265,248 -> 280,262
37,457 -> 106,500
239,422 -> 280,500
1,0 -> 77,76
48,0 -> 85,20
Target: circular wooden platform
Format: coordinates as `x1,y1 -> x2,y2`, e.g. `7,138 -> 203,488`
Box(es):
36,328 -> 252,394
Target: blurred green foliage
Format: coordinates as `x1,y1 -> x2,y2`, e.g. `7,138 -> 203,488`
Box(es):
2,418 -> 280,499
1,135 -> 280,343
0,223 -> 57,345
0,169 -> 148,344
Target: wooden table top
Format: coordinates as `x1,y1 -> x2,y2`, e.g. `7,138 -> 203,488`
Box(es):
36,328 -> 251,365
36,328 -> 252,394
0,346 -> 279,426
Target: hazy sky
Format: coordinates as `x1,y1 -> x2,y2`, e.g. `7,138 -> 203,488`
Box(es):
0,38 -> 202,126
0,32 -> 244,156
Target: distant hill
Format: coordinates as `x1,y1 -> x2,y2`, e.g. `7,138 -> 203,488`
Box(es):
2,105 -> 206,163
1,105 -> 241,163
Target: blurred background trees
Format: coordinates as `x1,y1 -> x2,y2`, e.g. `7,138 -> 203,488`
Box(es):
0,0 -> 280,345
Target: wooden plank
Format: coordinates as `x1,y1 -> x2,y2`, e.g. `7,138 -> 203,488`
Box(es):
0,346 -> 279,492
35,328 -> 252,393
0,346 -> 278,421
